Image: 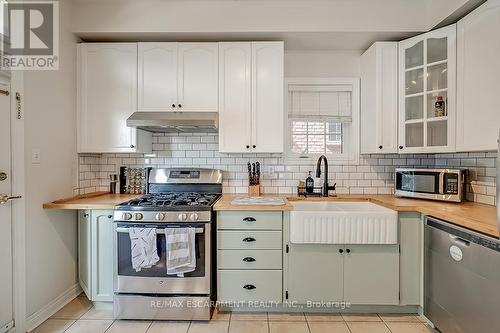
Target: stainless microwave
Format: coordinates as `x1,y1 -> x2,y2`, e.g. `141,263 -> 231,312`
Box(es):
395,168 -> 467,202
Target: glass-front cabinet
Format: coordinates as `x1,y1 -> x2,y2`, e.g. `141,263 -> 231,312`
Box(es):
398,25 -> 456,153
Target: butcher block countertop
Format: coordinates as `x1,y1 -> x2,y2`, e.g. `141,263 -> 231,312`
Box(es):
44,192 -> 498,238
215,194 -> 499,238
43,192 -> 140,210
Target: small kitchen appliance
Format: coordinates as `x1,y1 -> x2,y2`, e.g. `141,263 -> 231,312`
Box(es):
395,168 -> 466,203
113,168 -> 222,320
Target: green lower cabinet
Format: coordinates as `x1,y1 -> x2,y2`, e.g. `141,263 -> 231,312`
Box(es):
286,244 -> 344,303
343,245 -> 399,305
285,243 -> 400,306
78,209 -> 114,302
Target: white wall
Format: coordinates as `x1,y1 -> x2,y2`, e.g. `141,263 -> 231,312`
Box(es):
285,50 -> 361,78
22,0 -> 79,323
71,0 -> 436,34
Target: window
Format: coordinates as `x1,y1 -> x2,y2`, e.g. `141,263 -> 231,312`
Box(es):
285,78 -> 360,163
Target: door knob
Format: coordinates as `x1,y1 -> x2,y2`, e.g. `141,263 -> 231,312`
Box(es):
0,194 -> 22,204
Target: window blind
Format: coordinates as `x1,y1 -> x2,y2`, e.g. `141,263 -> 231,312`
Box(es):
288,84 -> 353,123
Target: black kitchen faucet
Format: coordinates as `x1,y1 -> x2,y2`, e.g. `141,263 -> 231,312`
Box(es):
316,155 -> 336,197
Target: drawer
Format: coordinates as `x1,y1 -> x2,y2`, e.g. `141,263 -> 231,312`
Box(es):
218,211 -> 282,230
218,250 -> 282,270
217,231 -> 282,250
218,270 -> 282,303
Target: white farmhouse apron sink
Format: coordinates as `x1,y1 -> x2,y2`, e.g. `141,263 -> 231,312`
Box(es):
290,201 -> 398,244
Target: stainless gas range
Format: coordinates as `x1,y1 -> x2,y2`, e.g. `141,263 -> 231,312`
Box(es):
113,168 -> 222,321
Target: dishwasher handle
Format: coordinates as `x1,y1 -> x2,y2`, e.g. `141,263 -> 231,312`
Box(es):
449,235 -> 470,247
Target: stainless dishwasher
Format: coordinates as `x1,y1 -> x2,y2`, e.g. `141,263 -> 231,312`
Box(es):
424,216 -> 500,333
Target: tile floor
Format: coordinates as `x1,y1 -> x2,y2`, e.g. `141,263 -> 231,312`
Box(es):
31,294 -> 436,333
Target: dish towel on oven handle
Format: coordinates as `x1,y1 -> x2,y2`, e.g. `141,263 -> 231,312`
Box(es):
129,228 -> 160,272
165,227 -> 196,277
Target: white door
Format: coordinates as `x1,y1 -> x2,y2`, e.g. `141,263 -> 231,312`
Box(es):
251,42 -> 284,153
218,43 -> 252,153
78,43 -> 138,153
0,74 -> 14,333
177,43 -> 218,112
138,43 -> 178,112
398,25 -> 456,154
456,0 -> 500,152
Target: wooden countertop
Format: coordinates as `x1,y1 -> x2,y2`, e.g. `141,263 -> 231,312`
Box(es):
43,192 -> 141,210
215,194 -> 499,238
213,194 -> 294,211
44,192 -> 498,238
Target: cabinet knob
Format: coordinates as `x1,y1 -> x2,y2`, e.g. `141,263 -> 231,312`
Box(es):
178,104 -> 182,108
246,145 -> 250,149
252,145 -> 256,149
378,145 -> 383,150
172,104 -> 176,108
399,145 -> 403,150
243,284 -> 256,290
130,145 -> 135,148
243,217 -> 256,222
108,215 -> 113,219
346,249 -> 351,254
242,257 -> 256,262
242,237 -> 256,242
339,249 -> 344,254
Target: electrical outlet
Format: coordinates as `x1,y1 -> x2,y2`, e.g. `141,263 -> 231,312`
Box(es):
31,149 -> 41,164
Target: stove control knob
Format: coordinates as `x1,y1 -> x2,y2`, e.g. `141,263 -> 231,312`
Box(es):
178,213 -> 188,221
155,213 -> 166,221
134,213 -> 143,221
122,212 -> 132,220
190,213 -> 199,221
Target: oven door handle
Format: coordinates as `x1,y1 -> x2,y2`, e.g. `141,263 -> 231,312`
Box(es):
116,227 -> 205,234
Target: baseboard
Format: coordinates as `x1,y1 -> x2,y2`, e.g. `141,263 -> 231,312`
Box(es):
25,283 -> 82,332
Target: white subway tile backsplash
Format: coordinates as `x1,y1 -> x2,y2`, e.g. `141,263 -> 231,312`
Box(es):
76,134 -> 497,206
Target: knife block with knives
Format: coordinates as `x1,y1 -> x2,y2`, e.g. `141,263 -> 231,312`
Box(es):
248,162 -> 261,196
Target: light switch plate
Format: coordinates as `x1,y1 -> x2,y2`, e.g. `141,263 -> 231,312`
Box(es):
32,149 -> 41,164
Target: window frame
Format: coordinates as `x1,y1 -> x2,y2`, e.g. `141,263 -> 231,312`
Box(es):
284,77 -> 360,164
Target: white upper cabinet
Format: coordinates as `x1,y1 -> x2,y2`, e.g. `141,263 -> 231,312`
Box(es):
138,43 -> 218,112
360,42 -> 398,154
138,43 -> 178,112
456,0 -> 500,152
251,42 -> 285,153
398,25 -> 457,153
218,43 -> 252,153
178,43 -> 219,112
218,42 -> 284,153
78,43 -> 151,153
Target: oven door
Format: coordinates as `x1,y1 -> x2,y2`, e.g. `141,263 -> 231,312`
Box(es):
114,222 -> 211,295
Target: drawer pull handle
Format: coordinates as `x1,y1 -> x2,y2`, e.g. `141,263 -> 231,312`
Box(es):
243,284 -> 256,290
243,217 -> 256,222
242,257 -> 256,262
242,237 -> 256,242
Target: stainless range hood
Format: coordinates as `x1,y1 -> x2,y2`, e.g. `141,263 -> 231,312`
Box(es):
126,112 -> 218,133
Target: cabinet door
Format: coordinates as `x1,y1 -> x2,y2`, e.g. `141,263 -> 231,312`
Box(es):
457,0 -> 500,152
218,43 -> 252,153
177,43 -> 218,112
361,42 -> 398,154
78,43 -> 138,153
343,245 -> 399,305
251,42 -> 284,153
286,244 -> 344,303
138,43 -> 178,112
78,210 -> 91,299
91,211 -> 114,302
398,25 -> 456,153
